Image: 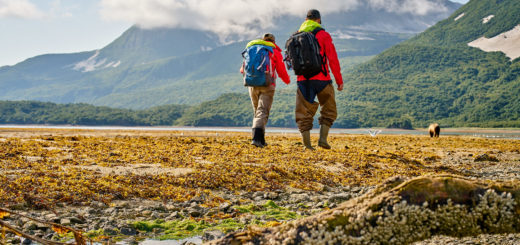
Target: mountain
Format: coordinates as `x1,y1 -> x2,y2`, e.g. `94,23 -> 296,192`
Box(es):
337,0 -> 520,128
0,1 -> 461,109
7,0 -> 519,131
163,0 -> 520,129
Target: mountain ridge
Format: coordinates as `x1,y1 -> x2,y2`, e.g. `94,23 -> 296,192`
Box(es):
0,1 -> 461,109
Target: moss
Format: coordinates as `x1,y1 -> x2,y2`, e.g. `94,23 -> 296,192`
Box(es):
132,219 -> 211,240
129,201 -> 298,241
234,200 -> 302,221
84,229 -> 105,239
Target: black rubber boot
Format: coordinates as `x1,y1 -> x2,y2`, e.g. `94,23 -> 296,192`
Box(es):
251,128 -> 264,148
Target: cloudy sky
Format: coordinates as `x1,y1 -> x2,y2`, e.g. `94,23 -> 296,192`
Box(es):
0,0 -> 469,67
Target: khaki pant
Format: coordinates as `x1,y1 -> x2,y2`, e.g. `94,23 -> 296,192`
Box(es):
295,83 -> 337,132
249,84 -> 275,129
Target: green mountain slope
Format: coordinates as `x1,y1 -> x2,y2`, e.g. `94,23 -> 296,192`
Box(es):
336,0 -> 520,128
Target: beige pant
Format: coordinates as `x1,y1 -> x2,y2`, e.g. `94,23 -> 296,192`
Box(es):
249,84 -> 275,129
295,83 -> 337,132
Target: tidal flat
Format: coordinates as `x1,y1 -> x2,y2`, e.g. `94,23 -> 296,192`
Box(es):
0,128 -> 519,244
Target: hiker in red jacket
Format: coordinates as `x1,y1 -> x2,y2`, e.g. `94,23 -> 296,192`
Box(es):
241,33 -> 290,147
294,9 -> 344,150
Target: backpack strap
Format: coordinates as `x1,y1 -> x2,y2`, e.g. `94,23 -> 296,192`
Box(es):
310,28 -> 328,77
311,27 -> 324,36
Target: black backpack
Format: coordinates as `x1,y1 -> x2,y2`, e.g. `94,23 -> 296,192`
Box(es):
284,28 -> 327,79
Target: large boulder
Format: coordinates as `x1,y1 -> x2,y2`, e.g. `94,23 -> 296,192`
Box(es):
207,175 -> 520,245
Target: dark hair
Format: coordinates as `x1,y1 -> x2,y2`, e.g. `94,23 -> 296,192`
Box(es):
306,9 -> 321,20
263,33 -> 275,42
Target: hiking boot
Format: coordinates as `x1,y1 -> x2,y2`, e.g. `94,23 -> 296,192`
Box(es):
318,125 -> 331,149
251,128 -> 264,148
301,131 -> 315,150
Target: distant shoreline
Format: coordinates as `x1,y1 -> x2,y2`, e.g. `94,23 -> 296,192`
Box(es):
1,124 -> 519,139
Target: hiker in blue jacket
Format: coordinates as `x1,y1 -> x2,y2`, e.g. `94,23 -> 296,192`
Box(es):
241,33 -> 291,147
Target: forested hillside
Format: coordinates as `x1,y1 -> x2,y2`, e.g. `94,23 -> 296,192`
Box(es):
337,0 -> 520,128
0,101 -> 187,126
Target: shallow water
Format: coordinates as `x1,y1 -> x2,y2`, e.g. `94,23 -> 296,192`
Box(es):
1,125 -> 519,139
137,237 -> 202,245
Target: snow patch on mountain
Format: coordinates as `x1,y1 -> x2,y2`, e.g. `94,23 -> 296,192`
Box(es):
454,13 -> 465,21
73,50 -> 121,72
482,15 -> 494,24
468,25 -> 520,60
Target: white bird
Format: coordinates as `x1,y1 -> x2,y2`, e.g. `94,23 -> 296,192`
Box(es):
368,129 -> 382,137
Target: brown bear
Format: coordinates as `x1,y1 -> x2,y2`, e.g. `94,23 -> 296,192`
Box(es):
428,123 -> 440,137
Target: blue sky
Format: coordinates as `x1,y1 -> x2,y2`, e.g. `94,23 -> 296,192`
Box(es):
0,0 -> 469,67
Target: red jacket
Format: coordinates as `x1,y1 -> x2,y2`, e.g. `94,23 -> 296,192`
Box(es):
268,42 -> 291,86
241,41 -> 291,86
296,30 -> 343,86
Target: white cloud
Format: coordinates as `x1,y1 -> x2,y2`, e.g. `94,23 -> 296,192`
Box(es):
0,0 -> 44,19
369,0 -> 448,15
100,0 -> 449,40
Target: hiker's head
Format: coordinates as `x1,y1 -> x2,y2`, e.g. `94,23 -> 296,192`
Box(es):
263,33 -> 275,43
306,9 -> 321,24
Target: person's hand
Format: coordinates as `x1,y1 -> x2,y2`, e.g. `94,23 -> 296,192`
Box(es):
337,83 -> 344,91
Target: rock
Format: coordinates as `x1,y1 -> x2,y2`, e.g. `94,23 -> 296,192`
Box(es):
205,209 -> 217,217
23,221 -> 38,231
44,213 -> 56,221
180,242 -> 197,245
166,211 -> 179,220
202,230 -> 225,242
104,207 -> 117,214
190,196 -> 203,203
124,237 -> 139,245
253,192 -> 264,198
328,193 -> 351,203
218,203 -> 231,213
264,192 -> 279,200
91,201 -> 107,209
43,233 -> 54,240
21,238 -> 32,245
152,204 -> 166,211
289,193 -> 309,203
150,211 -> 160,219
209,175 -> 520,245
474,154 -> 499,162
10,237 -> 21,244
166,204 -> 179,211
60,218 -> 71,226
103,227 -> 118,236
141,210 -> 152,216
188,208 -> 201,217
120,227 -> 137,236
70,216 -> 85,224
